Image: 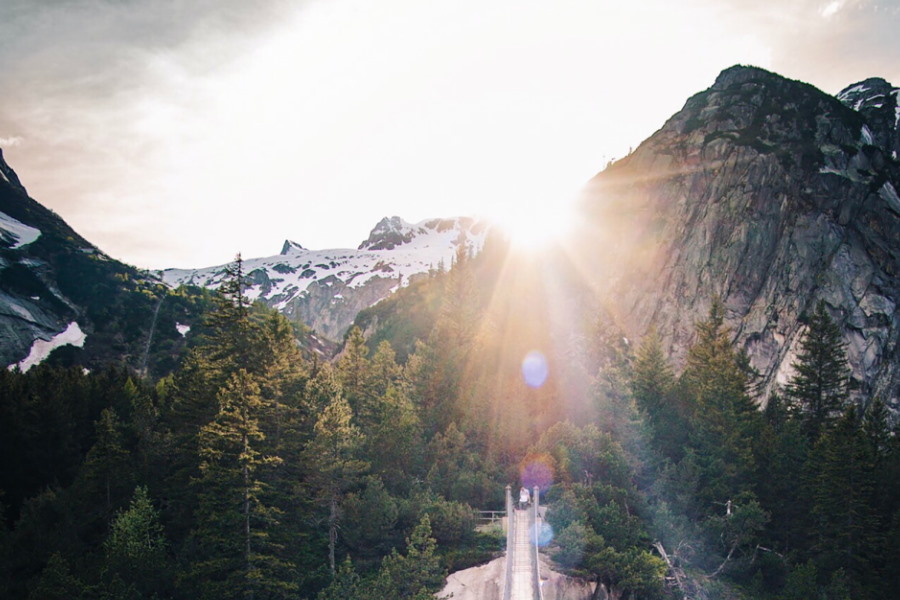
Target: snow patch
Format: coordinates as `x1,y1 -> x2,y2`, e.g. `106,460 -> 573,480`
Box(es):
176,323 -> 191,337
10,322 -> 86,373
879,181 -> 900,214
861,125 -> 874,145
819,166 -> 850,179
0,211 -> 41,249
894,90 -> 900,129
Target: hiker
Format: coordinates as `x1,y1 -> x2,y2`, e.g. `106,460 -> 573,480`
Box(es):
519,486 -> 530,509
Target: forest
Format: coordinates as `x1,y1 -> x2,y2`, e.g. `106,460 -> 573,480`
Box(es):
1,245 -> 898,600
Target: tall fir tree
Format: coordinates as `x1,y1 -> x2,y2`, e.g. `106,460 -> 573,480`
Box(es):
369,515 -> 446,600
188,370 -> 292,599
810,406 -> 882,596
103,486 -> 170,598
785,300 -> 850,440
631,329 -> 686,460
336,326 -> 372,426
302,390 -> 367,575
677,299 -> 761,516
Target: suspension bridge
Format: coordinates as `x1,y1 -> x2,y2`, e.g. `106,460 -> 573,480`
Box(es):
502,485 -> 544,600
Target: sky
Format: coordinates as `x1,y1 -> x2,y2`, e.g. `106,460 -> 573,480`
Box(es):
1,0 -> 899,270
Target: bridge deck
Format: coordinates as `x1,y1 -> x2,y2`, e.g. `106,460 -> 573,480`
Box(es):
508,508 -> 536,600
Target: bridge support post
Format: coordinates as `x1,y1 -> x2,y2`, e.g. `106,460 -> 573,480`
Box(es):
532,486 -> 543,600
504,485 -> 513,600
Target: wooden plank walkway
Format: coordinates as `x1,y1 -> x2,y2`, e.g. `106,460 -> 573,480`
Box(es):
508,508 -> 536,600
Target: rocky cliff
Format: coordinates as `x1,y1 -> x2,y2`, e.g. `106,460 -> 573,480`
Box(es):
0,149 -> 210,375
580,65 -> 900,407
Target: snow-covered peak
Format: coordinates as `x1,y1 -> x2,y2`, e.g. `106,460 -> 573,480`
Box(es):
837,78 -> 895,111
280,240 -> 306,255
358,216 -> 486,251
836,77 -> 900,158
158,216 -> 490,340
358,216 -> 416,250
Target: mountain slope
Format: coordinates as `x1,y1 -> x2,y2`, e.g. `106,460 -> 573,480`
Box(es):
0,149 -> 211,375
579,65 -> 900,406
160,216 -> 488,341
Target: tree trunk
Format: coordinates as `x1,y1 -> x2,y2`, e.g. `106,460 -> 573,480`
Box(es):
329,495 -> 337,574
591,577 -> 604,600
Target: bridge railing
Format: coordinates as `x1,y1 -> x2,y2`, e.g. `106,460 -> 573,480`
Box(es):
474,510 -> 507,526
503,485 -> 514,600
532,486 -> 544,600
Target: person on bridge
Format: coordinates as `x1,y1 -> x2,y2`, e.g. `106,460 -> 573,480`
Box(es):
518,486 -> 530,509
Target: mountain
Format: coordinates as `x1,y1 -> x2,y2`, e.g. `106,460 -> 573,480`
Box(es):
159,216 -> 489,342
578,65 -> 900,406
0,149 -> 211,375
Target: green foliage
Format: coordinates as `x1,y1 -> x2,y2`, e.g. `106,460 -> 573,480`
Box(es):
369,515 -> 446,600
785,300 -> 850,439
31,552 -> 86,600
316,557 -> 362,600
104,486 -> 170,598
4,245 -> 898,600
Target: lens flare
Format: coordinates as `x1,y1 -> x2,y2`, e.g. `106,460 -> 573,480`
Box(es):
521,350 -> 549,388
530,521 -> 554,547
520,454 -> 554,490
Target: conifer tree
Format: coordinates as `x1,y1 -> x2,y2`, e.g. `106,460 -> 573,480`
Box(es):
810,406 -> 881,592
631,329 -> 685,459
316,556 -> 362,600
785,300 -> 850,439
31,552 -> 85,600
370,515 -> 445,600
678,300 -> 760,514
104,486 -> 169,598
365,385 -> 424,494
302,391 -> 367,574
189,370 -> 289,599
337,326 -> 372,424
77,408 -> 133,536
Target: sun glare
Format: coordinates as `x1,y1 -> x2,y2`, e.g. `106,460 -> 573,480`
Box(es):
485,198 -> 576,250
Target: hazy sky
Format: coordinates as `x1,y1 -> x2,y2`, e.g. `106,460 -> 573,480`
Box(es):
1,0 -> 898,269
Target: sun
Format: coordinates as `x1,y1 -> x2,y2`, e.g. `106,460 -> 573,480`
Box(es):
483,198 -> 576,251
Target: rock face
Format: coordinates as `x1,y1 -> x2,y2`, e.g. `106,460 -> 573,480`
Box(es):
161,217 -> 488,342
0,150 -> 208,374
580,65 -> 900,407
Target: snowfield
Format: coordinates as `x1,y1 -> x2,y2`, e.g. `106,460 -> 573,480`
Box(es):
10,322 -> 86,373
0,210 -> 41,249
158,217 -> 489,310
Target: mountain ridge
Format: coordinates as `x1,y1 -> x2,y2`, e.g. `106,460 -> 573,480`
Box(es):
579,64 -> 900,406
159,216 -> 489,342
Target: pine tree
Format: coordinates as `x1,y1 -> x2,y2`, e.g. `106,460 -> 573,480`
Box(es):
189,370 -> 290,599
785,300 -> 850,440
631,330 -> 685,460
75,407 -> 133,540
31,552 -> 85,600
678,300 -> 760,515
810,406 -> 881,593
337,326 -> 372,425
316,557 -> 362,600
365,386 -> 423,494
370,515 -> 446,600
302,390 -> 367,574
161,255 -> 267,540
104,486 -> 169,598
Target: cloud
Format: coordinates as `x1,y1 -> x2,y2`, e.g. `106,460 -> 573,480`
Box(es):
820,1 -> 847,18
1,0 -> 899,268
